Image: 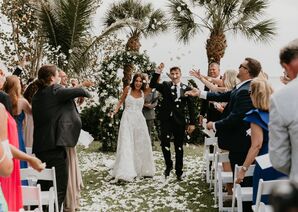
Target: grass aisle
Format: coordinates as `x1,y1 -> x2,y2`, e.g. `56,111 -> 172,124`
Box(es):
78,142 -> 217,211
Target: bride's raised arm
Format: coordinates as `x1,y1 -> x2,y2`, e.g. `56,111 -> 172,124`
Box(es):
110,86 -> 129,117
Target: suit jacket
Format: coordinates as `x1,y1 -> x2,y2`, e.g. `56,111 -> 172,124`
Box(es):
200,86 -> 222,121
150,73 -> 195,126
0,91 -> 13,115
32,84 -> 90,153
269,77 -> 298,179
142,89 -> 158,120
207,81 -> 253,152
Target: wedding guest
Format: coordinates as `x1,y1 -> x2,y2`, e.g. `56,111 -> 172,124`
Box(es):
23,79 -> 39,147
142,73 -> 158,145
32,64 -> 91,210
186,57 -> 261,211
190,69 -> 239,113
198,63 -> 222,125
269,38 -> 298,180
0,103 -> 14,212
59,73 -> 91,212
150,63 -> 195,180
0,69 -> 12,114
270,180 -> 298,212
235,78 -> 286,204
3,75 -> 31,168
190,68 -> 239,194
59,70 -> 68,87
0,102 -> 44,211
110,73 -> 155,182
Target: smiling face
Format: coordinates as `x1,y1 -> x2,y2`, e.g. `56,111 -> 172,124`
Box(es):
170,68 -> 181,85
208,63 -> 220,78
134,76 -> 143,90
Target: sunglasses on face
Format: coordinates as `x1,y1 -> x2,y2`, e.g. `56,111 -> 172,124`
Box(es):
239,64 -> 248,70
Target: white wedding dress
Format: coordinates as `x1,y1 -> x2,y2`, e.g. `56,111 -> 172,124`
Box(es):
111,89 -> 155,181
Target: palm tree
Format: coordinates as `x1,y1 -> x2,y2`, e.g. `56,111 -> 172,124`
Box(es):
37,0 -> 99,73
103,0 -> 168,87
168,0 -> 276,65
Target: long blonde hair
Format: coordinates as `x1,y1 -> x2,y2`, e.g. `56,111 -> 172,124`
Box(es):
250,78 -> 273,111
3,75 -> 21,115
223,69 -> 239,90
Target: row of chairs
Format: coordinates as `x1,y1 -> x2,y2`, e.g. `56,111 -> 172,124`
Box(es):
203,133 -> 287,212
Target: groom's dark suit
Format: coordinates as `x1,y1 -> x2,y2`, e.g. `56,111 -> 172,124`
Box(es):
150,73 -> 195,177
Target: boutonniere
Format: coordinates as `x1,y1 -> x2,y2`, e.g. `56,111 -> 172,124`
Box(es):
182,85 -> 187,90
171,85 -> 175,90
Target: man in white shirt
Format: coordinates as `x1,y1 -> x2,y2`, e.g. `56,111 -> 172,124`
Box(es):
269,39 -> 298,180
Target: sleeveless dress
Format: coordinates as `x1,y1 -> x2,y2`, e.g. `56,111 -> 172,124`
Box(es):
111,89 -> 155,181
244,109 -> 287,204
15,111 -> 28,168
0,111 -> 23,211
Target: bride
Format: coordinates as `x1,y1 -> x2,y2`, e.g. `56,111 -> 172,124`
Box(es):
110,73 -> 155,182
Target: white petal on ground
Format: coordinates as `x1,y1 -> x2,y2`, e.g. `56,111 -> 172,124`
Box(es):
78,144 -> 215,211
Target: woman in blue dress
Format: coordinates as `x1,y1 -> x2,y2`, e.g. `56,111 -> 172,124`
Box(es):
235,78 -> 287,204
4,75 -> 32,168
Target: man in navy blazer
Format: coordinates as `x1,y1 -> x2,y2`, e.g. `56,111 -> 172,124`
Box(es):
186,57 -> 261,173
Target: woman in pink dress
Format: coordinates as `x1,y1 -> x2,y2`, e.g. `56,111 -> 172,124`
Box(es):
0,104 -> 45,211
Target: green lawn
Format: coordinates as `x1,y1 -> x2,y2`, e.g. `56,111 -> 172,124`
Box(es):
77,141 -> 217,211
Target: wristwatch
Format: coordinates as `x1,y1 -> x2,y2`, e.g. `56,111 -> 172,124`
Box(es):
241,166 -> 248,172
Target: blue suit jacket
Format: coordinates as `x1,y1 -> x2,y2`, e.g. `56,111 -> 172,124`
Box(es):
207,81 -> 253,152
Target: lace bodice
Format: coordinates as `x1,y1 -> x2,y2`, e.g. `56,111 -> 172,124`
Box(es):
124,89 -> 144,112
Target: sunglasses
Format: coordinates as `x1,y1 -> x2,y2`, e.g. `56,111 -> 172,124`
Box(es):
239,64 -> 248,70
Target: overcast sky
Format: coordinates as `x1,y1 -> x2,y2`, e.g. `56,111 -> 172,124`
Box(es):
92,0 -> 298,77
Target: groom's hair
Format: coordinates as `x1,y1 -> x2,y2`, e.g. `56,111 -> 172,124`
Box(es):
170,66 -> 181,73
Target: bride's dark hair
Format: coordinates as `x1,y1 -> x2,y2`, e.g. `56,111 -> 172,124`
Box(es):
130,73 -> 146,91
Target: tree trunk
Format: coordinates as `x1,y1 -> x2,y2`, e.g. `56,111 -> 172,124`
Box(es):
122,34 -> 141,88
206,31 -> 227,65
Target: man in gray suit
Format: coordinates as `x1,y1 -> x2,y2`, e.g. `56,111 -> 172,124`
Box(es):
142,74 -> 158,145
269,38 -> 298,180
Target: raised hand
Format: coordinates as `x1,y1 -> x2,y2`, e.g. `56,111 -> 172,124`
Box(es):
184,88 -> 201,97
81,80 -> 94,87
156,62 -> 165,74
189,69 -> 202,79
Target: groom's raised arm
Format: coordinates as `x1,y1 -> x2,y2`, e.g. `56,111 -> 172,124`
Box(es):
149,73 -> 164,92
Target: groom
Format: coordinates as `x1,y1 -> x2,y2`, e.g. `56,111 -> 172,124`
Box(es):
150,63 -> 195,180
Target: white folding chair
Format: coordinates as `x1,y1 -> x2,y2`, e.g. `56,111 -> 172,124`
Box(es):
214,152 -> 233,211
21,184 -> 43,212
203,136 -> 218,185
252,179 -> 288,212
20,167 -> 59,212
232,164 -> 255,212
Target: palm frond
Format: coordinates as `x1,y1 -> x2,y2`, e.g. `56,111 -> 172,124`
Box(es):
37,1 -> 62,47
168,0 -> 200,43
238,19 -> 276,42
142,9 -> 168,38
78,18 -> 142,64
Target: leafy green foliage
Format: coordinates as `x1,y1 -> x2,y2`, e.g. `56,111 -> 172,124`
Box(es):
37,0 -> 101,73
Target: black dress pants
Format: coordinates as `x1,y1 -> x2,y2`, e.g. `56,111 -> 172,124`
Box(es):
160,119 -> 185,176
36,147 -> 68,211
